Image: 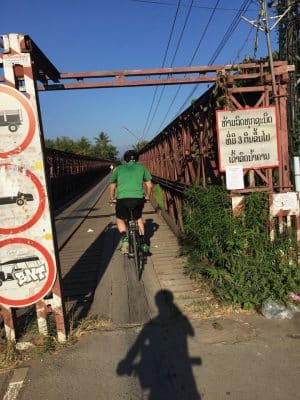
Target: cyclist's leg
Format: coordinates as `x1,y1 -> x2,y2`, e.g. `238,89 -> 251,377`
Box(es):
133,200 -> 149,253
115,200 -> 129,253
116,217 -> 126,234
137,218 -> 144,236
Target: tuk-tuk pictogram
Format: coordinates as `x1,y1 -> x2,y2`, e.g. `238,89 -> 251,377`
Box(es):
0,109 -> 23,132
0,255 -> 46,287
0,191 -> 34,206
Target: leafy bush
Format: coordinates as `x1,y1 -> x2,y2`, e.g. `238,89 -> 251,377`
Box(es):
152,184 -> 164,210
182,186 -> 300,309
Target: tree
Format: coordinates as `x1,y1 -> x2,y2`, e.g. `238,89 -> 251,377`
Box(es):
44,138 -> 56,149
92,132 -> 118,160
73,136 -> 92,156
133,140 -> 149,152
45,132 -> 118,160
54,136 -> 76,153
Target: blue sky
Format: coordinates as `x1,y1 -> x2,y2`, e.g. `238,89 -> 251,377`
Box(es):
1,0 -> 278,156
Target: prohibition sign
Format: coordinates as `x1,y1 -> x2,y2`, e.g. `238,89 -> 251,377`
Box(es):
0,84 -> 36,158
0,164 -> 46,235
0,237 -> 56,307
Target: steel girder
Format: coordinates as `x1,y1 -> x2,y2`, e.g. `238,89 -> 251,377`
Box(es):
139,62 -> 292,232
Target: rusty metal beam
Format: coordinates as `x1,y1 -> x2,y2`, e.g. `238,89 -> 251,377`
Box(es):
36,61 -> 292,91
38,76 -> 218,90
58,61 -> 288,79
0,60 -> 293,89
22,35 -> 60,83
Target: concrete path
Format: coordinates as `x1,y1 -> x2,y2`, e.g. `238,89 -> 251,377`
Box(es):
1,186 -> 300,399
10,313 -> 300,400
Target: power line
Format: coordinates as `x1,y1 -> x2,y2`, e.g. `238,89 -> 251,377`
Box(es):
208,0 -> 253,64
156,0 -> 221,133
143,0 -> 194,139
233,25 -> 255,64
142,0 -> 181,137
130,0 -> 256,12
175,0 -> 253,117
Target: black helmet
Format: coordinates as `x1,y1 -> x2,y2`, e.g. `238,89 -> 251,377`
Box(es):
124,149 -> 139,162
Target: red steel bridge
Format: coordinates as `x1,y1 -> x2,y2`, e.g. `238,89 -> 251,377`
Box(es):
0,34 -> 295,230
0,33 -> 298,342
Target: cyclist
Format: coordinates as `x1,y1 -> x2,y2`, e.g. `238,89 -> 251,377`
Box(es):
109,149 -> 153,254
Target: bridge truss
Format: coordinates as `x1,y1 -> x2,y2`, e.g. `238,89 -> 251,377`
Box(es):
0,33 -> 296,340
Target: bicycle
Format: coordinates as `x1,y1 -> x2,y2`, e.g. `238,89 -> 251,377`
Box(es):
127,207 -> 145,281
110,200 -> 147,281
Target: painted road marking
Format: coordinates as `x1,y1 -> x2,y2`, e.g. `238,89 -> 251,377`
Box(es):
2,368 -> 28,400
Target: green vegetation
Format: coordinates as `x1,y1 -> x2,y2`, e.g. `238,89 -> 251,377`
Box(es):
45,132 -> 118,160
133,140 -> 149,152
152,184 -> 164,210
182,186 -> 300,309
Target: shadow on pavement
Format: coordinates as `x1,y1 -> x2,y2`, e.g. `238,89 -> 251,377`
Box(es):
117,289 -> 202,400
144,218 -> 159,248
62,222 -> 119,327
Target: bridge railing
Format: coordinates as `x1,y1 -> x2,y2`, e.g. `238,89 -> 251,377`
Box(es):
45,148 -> 112,209
139,61 -> 293,234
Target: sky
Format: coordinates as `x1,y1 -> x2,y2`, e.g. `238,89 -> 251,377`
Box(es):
1,0 -> 279,156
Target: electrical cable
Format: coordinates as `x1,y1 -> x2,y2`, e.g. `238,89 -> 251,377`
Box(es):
142,0 -> 181,137
156,0 -> 221,133
174,0 -> 253,118
233,25 -> 255,64
143,0 -> 194,139
130,0 -> 256,12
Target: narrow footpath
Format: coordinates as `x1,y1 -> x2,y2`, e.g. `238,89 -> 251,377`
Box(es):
58,186 -> 201,325
1,186 -> 300,400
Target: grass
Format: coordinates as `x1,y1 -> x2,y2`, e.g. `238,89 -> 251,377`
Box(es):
0,314 -> 112,373
180,274 -> 255,320
0,326 -> 25,372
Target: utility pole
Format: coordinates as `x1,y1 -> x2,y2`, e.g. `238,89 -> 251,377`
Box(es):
261,0 -> 278,104
278,0 -> 300,153
277,0 -> 300,188
241,0 -> 292,105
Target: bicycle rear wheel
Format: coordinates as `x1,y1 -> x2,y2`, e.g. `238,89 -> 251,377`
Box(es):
132,230 -> 140,280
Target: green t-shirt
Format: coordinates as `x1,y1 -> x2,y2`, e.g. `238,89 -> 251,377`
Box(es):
109,161 -> 152,199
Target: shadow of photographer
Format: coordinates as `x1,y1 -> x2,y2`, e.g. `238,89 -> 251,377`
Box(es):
117,289 -> 202,399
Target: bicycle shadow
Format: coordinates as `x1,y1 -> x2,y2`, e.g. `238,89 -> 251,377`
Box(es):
116,289 -> 202,399
144,218 -> 159,248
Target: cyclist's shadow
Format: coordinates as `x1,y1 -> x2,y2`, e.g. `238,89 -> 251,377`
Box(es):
144,218 -> 159,249
116,289 -> 202,399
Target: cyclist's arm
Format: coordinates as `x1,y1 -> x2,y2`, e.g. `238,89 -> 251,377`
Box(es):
109,182 -> 117,202
144,181 -> 152,200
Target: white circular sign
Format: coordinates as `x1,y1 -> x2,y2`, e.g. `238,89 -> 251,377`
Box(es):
0,238 -> 56,307
0,85 -> 36,157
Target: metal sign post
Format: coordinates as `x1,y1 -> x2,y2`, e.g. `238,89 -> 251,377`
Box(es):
0,34 -> 67,342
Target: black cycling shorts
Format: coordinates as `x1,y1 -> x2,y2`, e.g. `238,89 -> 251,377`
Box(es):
116,198 -> 145,220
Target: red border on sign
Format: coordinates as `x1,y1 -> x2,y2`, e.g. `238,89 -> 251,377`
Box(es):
0,85 -> 36,158
216,106 -> 279,172
0,164 -> 46,234
0,237 -> 56,307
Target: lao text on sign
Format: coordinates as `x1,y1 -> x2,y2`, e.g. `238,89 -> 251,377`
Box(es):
216,107 -> 279,172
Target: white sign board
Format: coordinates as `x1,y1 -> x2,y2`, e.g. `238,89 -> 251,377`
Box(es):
216,107 -> 279,172
0,84 -> 57,307
225,165 -> 244,190
271,192 -> 299,214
